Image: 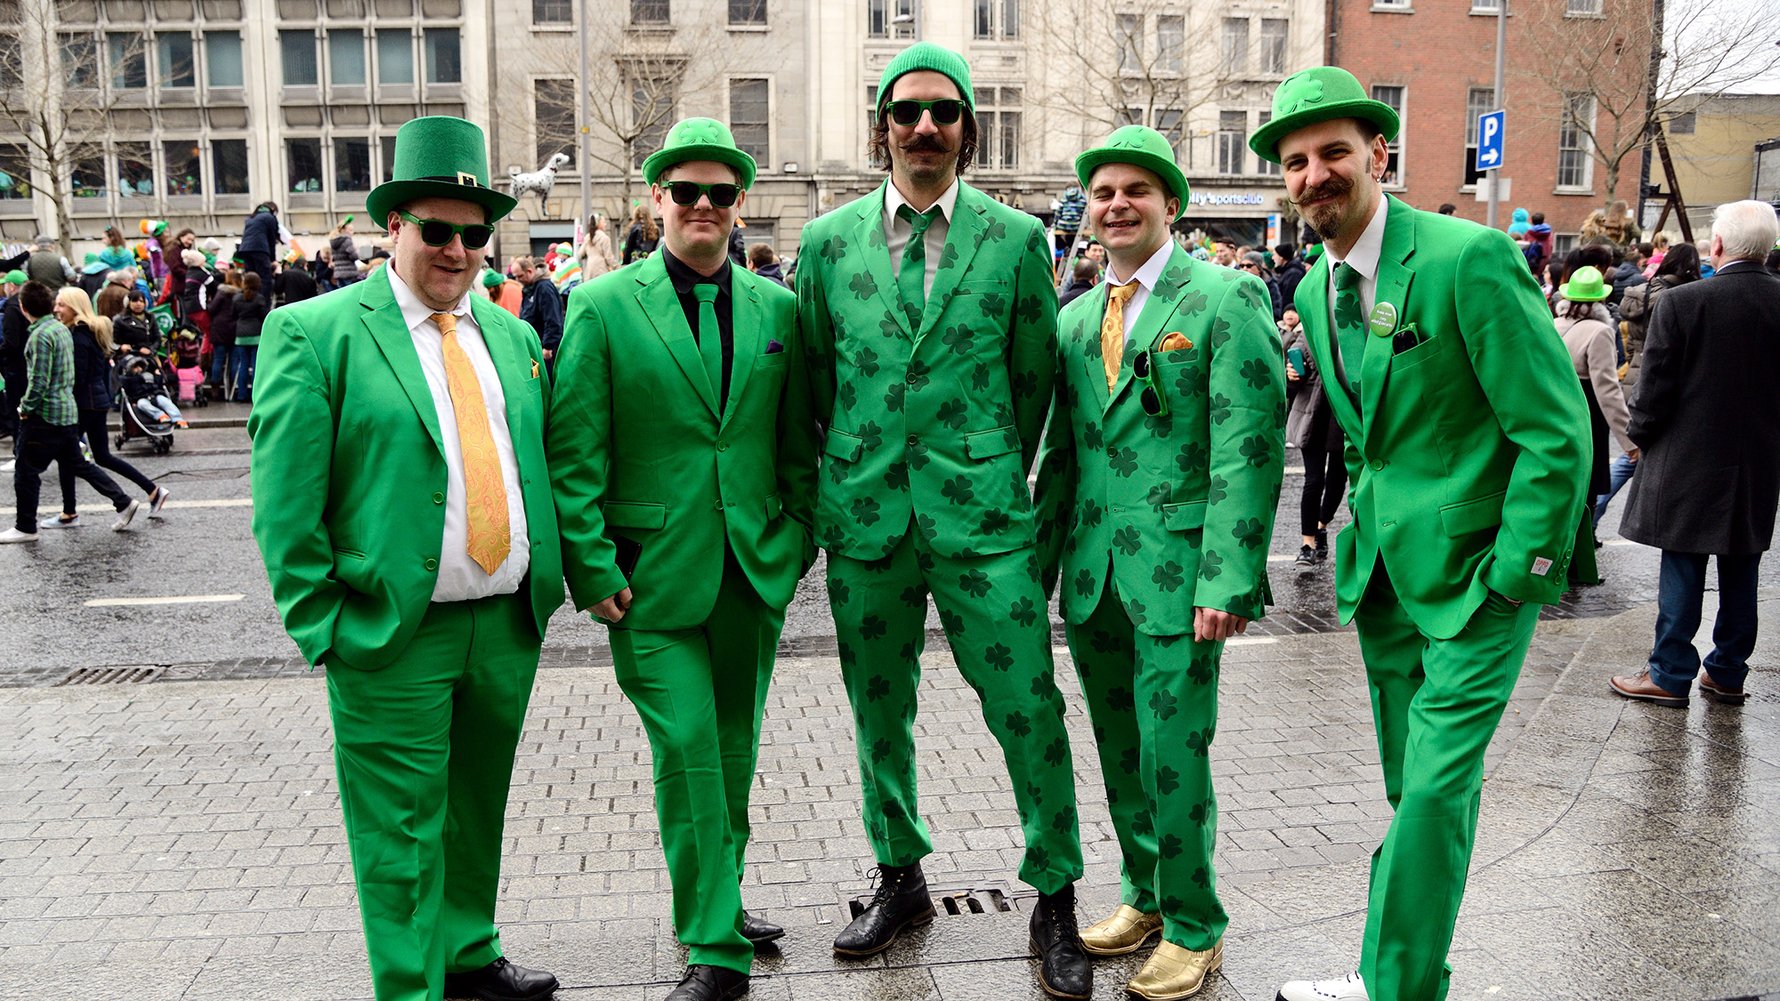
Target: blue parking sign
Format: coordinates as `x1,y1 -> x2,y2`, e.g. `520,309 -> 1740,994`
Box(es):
1476,110 -> 1505,172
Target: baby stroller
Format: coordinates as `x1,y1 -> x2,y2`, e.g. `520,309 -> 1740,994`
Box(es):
114,355 -> 176,455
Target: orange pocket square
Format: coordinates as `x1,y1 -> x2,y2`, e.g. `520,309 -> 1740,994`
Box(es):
1159,332 -> 1193,352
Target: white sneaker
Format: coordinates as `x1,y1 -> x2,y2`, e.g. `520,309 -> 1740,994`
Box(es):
0,459 -> 14,473
1277,972 -> 1368,1001
37,514 -> 80,529
0,527 -> 38,544
112,499 -> 140,531
148,486 -> 171,518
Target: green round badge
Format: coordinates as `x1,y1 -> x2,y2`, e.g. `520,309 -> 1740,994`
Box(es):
1367,301 -> 1398,338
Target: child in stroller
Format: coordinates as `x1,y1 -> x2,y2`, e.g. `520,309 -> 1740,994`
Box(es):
117,354 -> 188,430
167,325 -> 207,406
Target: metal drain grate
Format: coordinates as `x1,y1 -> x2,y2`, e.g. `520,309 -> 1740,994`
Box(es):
845,885 -> 1017,920
55,665 -> 164,687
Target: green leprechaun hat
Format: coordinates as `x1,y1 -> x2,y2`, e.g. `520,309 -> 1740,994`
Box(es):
366,116 -> 516,226
1559,266 -> 1610,302
876,41 -> 976,115
642,117 -> 759,190
1249,66 -> 1400,165
1074,125 -> 1192,221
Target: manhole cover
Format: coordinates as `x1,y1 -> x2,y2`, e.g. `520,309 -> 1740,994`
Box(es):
55,665 -> 164,686
845,885 -> 1017,920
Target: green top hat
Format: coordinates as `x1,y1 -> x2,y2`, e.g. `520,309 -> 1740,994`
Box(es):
366,116 -> 516,227
1074,126 -> 1191,221
1249,66 -> 1401,165
641,117 -> 759,190
1559,266 -> 1610,302
877,41 -> 976,114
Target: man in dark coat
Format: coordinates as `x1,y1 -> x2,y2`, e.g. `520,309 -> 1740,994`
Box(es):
238,201 -> 281,290
1611,200 -> 1780,708
515,257 -> 563,363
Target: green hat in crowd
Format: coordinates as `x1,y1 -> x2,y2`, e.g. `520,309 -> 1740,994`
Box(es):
877,41 -> 975,114
366,116 -> 517,227
1303,243 -> 1325,263
480,268 -> 506,289
2,269 -> 26,285
81,252 -> 108,274
1074,125 -> 1191,221
1559,266 -> 1610,302
1249,66 -> 1401,165
642,117 -> 759,190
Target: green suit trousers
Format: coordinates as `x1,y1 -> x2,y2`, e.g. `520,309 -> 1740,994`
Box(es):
1353,562 -> 1539,1001
1067,584 -> 1227,951
827,527 -> 1083,893
609,552 -> 784,974
326,592 -> 539,1001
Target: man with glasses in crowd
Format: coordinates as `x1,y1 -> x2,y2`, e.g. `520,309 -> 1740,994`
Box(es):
793,41 -> 1089,999
1035,125 -> 1284,1001
249,116 -> 564,1001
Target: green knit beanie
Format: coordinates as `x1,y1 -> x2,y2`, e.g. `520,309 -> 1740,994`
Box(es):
877,42 -> 975,113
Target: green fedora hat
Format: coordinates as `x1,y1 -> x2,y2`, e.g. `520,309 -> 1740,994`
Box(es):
1074,125 -> 1191,221
876,41 -> 975,114
1249,66 -> 1401,165
641,117 -> 758,190
366,116 -> 516,226
1559,266 -> 1610,302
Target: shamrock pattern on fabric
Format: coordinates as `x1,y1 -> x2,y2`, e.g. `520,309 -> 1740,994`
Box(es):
849,271 -> 878,301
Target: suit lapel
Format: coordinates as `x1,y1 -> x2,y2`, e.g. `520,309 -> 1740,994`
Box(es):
633,254 -> 719,418
914,184 -> 986,344
359,267 -> 443,456
1107,244 -> 1190,412
1078,284 -> 1112,413
722,267 -> 764,428
855,184 -> 909,340
1300,256 -> 1363,439
1360,197 -> 1418,448
468,295 -> 527,438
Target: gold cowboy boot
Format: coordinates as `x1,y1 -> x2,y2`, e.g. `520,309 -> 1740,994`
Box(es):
1126,938 -> 1223,1001
1078,903 -> 1163,956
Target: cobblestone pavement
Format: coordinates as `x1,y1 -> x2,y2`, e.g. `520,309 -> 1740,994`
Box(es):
3,591 -> 1777,1000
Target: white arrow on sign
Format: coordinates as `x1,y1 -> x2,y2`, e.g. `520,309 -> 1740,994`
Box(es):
1480,147 -> 1500,166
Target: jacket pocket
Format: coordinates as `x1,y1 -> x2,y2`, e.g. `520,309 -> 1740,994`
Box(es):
1439,489 -> 1506,537
603,501 -> 667,531
1162,499 -> 1207,531
824,428 -> 864,461
332,547 -> 367,560
964,425 -> 1020,460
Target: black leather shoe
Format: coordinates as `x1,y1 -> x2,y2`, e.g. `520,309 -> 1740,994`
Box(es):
740,910 -> 784,945
442,956 -> 559,1001
663,964 -> 749,1001
832,862 -> 935,957
1030,884 -> 1092,1000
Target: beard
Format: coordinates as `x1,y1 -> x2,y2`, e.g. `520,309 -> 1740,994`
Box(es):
1294,176 -> 1355,240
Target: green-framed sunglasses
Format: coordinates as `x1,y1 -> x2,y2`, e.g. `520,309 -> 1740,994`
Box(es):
1132,349 -> 1169,418
398,210 -> 494,250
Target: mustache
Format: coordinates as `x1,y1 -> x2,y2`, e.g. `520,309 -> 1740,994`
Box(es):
899,135 -> 951,154
1288,176 -> 1353,209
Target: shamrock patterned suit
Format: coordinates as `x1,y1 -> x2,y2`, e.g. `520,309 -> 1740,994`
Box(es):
1036,243 -> 1284,953
795,179 -> 1081,893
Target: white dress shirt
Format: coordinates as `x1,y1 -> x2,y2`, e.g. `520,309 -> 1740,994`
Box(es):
386,262 -> 530,602
884,177 -> 960,300
1323,196 -> 1389,387
1104,238 -> 1178,341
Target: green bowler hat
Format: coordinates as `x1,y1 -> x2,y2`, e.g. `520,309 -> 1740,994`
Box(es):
1249,66 -> 1401,165
366,116 -> 516,227
877,41 -> 975,113
1559,266 -> 1610,302
641,117 -> 759,190
1075,126 -> 1191,221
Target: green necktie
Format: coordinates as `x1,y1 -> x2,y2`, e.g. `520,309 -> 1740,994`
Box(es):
1332,262 -> 1365,395
694,282 -> 725,410
896,204 -> 938,327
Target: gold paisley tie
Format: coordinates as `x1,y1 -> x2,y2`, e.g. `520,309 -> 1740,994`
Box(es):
1101,280 -> 1139,391
432,311 -> 510,575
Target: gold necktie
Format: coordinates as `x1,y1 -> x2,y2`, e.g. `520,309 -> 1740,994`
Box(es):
1101,281 -> 1139,391
432,311 -> 510,575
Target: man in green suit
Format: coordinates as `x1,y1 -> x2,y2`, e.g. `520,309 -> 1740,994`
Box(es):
549,119 -> 816,1001
1036,126 -> 1284,1001
249,116 -> 563,1001
1250,70 -> 1590,1001
794,41 -> 1089,999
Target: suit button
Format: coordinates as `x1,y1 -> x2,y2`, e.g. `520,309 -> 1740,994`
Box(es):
423,558 -> 438,571
906,434 -> 918,446
1107,447 -> 1117,459
716,440 -> 729,452
432,492 -> 444,505
1369,459 -> 1386,471
906,372 -> 918,386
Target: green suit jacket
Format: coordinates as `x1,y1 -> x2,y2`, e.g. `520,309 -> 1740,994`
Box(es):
1036,244 -> 1285,635
547,254 -> 816,631
1294,196 -> 1590,639
795,180 -> 1058,560
248,266 -> 565,669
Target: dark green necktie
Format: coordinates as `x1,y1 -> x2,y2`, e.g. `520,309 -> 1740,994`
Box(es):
896,204 -> 938,326
694,282 -> 724,409
1332,262 -> 1365,394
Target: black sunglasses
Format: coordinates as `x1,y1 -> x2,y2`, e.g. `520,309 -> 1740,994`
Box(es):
665,180 -> 742,208
886,98 -> 967,127
1132,350 -> 1169,418
398,211 -> 493,250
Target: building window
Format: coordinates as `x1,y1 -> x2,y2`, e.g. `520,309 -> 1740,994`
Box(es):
381,135 -> 398,183
973,0 -> 1017,39
158,32 -> 195,88
1116,13 -> 1141,74
867,0 -> 915,39
72,157 -> 105,199
730,78 -> 769,163
1157,15 -> 1183,74
632,0 -> 670,23
336,137 -> 373,192
0,144 -> 31,200
975,86 -> 1022,170
288,138 -> 323,193
424,29 -> 460,84
1668,110 -> 1695,135
281,30 -> 318,86
534,78 -> 576,166
1373,0 -> 1411,8
206,32 -> 243,87
329,30 -> 366,86
1566,0 -> 1602,15
213,139 -> 248,194
376,30 -> 412,85
534,0 -> 572,23
1221,18 -> 1248,75
1259,19 -> 1288,75
1216,110 -> 1247,174
1463,86 -> 1494,186
730,0 -> 766,25
1471,0 -> 1500,10
1371,85 -> 1403,185
631,76 -> 677,168
110,32 -> 147,90
1558,92 -> 1594,189
1256,112 -> 1280,176
116,142 -> 153,196
61,34 -> 99,88
163,140 -> 201,196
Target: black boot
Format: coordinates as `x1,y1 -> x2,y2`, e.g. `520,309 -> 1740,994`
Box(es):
1030,884 -> 1092,1000
740,910 -> 784,945
441,957 -> 559,1001
832,862 -> 935,957
663,964 -> 749,1001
